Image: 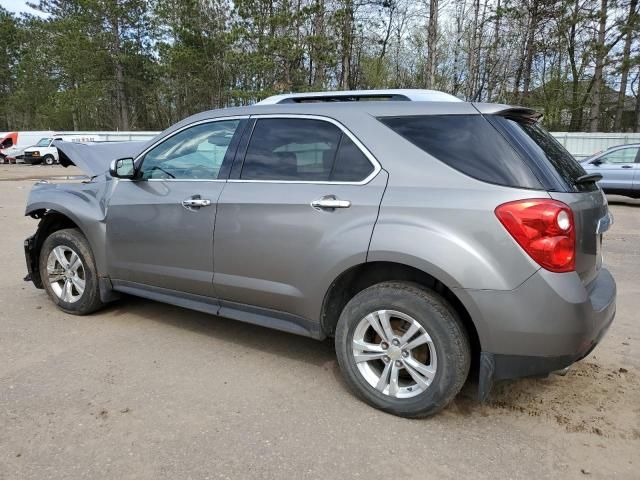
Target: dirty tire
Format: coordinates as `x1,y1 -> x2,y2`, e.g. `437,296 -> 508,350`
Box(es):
39,228 -> 104,315
335,281 -> 470,418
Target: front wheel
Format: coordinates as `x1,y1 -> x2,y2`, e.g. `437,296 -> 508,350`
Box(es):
43,155 -> 55,166
335,281 -> 471,418
39,228 -> 104,315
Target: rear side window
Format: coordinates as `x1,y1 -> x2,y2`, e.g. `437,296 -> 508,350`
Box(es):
378,115 -> 542,189
240,118 -> 375,182
331,136 -> 374,181
488,116 -> 595,192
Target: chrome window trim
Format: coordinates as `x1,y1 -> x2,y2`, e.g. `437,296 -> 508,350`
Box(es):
115,178 -> 226,183
133,115 -> 249,181
145,179 -> 226,183
229,114 -> 382,186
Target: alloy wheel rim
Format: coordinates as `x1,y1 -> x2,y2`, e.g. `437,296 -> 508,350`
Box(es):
352,310 -> 437,399
46,245 -> 86,303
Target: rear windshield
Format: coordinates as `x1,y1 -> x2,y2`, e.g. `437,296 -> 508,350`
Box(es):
487,116 -> 595,192
378,115 -> 542,189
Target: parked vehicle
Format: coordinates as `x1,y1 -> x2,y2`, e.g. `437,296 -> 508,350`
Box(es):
23,90 -> 616,417
581,144 -> 640,198
0,131 -> 54,164
23,137 -> 63,165
0,131 -> 17,149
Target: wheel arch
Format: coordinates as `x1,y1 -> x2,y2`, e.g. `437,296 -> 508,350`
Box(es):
320,260 -> 484,367
25,200 -> 107,283
25,209 -> 85,286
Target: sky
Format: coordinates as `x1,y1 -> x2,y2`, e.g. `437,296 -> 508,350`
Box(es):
1,0 -> 46,16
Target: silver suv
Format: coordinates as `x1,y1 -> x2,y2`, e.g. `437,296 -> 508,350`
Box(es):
24,90 -> 616,417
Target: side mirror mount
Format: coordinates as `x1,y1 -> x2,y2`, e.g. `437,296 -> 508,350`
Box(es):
109,157 -> 136,179
590,159 -> 603,166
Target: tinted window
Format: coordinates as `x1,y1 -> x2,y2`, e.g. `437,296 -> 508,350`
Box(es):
598,147 -> 639,164
331,135 -> 375,181
240,118 -> 376,182
378,115 -> 542,189
489,116 -> 595,192
241,118 -> 341,181
140,120 -> 239,180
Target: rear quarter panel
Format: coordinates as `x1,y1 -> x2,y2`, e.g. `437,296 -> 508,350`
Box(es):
335,111 -> 546,290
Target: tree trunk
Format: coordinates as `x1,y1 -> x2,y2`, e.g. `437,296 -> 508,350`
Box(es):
486,0 -> 501,101
635,92 -> 640,132
635,67 -> 640,132
425,0 -> 438,88
452,3 -> 465,96
110,6 -> 129,131
589,0 -> 608,132
311,0 -> 326,87
467,0 -> 480,98
521,0 -> 539,101
512,15 -> 529,103
340,0 -> 354,89
614,0 -> 637,131
376,2 -> 395,84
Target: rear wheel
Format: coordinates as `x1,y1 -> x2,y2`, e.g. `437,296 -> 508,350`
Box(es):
335,281 -> 470,418
39,228 -> 104,315
43,155 -> 55,166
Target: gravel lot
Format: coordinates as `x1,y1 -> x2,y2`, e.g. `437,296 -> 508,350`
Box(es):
1,164 -> 638,479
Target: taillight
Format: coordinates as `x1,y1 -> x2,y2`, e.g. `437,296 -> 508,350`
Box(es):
495,199 -> 575,273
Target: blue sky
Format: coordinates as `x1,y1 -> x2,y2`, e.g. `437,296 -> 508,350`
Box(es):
2,0 -> 46,16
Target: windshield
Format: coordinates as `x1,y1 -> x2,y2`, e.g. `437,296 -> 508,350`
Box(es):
36,138 -> 52,147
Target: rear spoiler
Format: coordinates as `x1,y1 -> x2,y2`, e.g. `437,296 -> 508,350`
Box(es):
472,103 -> 543,122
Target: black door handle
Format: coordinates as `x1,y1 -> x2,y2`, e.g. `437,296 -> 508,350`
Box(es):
621,165 -> 633,169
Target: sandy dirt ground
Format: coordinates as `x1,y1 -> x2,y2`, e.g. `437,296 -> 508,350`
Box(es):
0,164 -> 638,479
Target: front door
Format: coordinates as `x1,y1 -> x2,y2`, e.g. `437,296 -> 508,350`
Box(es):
106,118 -> 245,296
213,116 -> 387,322
591,146 -> 640,193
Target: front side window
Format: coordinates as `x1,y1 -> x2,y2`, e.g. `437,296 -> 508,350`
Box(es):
36,138 -> 52,147
598,147 -> 639,165
240,118 -> 375,182
140,120 -> 240,180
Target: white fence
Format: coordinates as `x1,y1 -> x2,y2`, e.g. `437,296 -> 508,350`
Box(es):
26,130 -> 640,160
54,131 -> 159,142
551,132 -> 640,159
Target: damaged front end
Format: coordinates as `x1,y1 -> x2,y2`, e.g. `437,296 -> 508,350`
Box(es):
55,140 -> 146,177
24,140 -> 144,290
24,232 -> 43,288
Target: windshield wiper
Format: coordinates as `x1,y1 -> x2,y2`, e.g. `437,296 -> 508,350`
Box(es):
575,173 -> 602,184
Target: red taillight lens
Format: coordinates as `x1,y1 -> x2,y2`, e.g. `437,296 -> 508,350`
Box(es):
495,199 -> 575,273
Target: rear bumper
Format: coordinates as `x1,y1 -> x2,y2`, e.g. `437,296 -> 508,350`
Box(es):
465,267 -> 616,399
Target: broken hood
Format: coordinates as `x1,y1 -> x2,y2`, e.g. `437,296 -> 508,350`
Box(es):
54,140 -> 147,177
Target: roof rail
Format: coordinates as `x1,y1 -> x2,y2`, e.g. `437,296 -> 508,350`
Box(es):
256,89 -> 462,105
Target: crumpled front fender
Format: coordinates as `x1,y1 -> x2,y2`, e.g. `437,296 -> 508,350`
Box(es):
25,180 -> 112,274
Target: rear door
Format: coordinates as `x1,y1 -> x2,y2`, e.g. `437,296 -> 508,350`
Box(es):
212,115 -> 387,322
